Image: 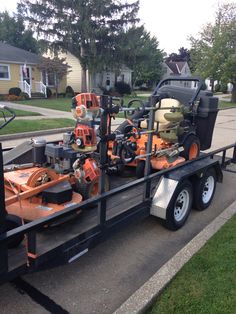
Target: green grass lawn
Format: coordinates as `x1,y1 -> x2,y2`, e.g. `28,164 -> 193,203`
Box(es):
0,118 -> 75,135
16,98 -> 72,112
148,214 -> 236,314
219,100 -> 236,109
1,108 -> 41,117
15,96 -> 149,118
14,95 -> 235,117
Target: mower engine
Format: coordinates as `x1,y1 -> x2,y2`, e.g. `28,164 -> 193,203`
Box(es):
44,143 -> 79,173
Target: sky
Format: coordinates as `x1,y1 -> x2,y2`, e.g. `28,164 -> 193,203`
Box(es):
0,0 -> 233,54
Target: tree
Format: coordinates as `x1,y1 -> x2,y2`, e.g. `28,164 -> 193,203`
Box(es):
0,11 -> 38,53
166,47 -> 191,62
119,26 -> 164,87
38,57 -> 71,98
189,3 -> 236,101
18,0 -> 139,92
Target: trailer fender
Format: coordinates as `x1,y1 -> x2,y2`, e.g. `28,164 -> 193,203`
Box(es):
150,176 -> 178,219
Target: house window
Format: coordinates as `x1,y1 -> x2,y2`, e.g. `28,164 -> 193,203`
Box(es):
42,70 -> 56,86
0,64 -> 10,80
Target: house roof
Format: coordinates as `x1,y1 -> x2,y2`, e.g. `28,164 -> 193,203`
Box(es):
0,42 -> 42,64
165,61 -> 187,74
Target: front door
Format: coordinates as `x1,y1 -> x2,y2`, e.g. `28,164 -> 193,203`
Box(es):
20,65 -> 32,86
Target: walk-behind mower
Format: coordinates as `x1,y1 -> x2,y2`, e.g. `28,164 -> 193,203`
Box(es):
109,77 -> 219,177
1,92 -> 111,232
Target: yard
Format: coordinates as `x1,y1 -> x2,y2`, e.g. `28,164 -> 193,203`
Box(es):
0,108 -> 41,117
2,93 -> 233,135
15,95 -> 147,110
14,95 -> 235,112
148,214 -> 236,314
0,118 -> 74,135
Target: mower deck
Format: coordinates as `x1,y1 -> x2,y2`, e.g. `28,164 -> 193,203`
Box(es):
7,173 -> 143,272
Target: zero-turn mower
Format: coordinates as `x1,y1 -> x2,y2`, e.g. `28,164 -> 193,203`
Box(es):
109,77 -> 218,177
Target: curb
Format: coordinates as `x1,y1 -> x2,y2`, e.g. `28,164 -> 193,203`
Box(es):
114,200 -> 236,314
0,127 -> 74,141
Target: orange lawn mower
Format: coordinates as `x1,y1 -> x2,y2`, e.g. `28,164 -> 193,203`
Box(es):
109,77 -> 219,177
1,92 -> 112,237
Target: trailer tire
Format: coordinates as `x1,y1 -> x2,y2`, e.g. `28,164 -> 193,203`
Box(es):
5,214 -> 24,248
193,168 -> 217,211
164,180 -> 193,230
181,135 -> 200,160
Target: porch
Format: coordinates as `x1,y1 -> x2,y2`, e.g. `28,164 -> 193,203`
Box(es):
19,80 -> 47,98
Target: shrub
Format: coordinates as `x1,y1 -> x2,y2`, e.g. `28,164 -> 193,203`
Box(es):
65,85 -> 74,97
115,81 -> 131,95
7,94 -> 21,101
19,92 -> 30,100
220,83 -> 228,94
46,87 -> 52,98
200,82 -> 207,90
9,87 -> 22,96
214,83 -> 221,93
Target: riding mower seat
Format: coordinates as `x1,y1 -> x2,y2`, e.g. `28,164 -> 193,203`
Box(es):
159,110 -> 185,143
140,98 -> 184,143
140,98 -> 181,130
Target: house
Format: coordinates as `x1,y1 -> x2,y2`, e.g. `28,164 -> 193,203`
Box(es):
162,61 -> 192,88
90,65 -> 132,93
48,50 -> 132,93
0,42 -> 66,98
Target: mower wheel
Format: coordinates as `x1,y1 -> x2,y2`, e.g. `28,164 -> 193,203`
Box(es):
136,160 -> 145,178
113,158 -> 125,175
193,168 -> 217,211
5,214 -> 24,249
76,175 -> 110,201
181,135 -> 200,160
164,180 -> 193,231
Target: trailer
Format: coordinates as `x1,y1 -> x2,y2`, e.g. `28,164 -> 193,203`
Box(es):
1,78 -> 236,285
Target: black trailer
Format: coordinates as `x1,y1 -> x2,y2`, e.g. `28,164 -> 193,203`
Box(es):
0,78 -> 236,285
1,142 -> 236,285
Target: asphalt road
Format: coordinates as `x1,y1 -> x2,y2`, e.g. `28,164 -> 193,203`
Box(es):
0,166 -> 236,314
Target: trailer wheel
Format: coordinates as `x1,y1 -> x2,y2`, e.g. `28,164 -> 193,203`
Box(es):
136,160 -> 145,178
5,214 -> 24,248
76,175 -> 110,201
193,168 -> 217,211
164,180 -> 193,230
181,135 -> 200,160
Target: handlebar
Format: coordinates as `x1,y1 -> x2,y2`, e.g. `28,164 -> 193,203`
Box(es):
153,76 -> 204,105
